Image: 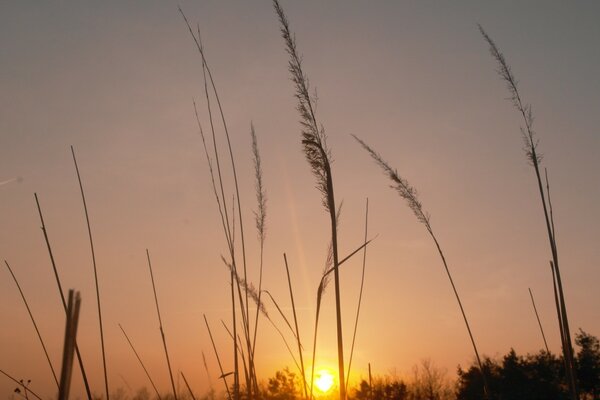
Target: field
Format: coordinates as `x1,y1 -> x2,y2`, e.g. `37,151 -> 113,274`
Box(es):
1,2 -> 599,399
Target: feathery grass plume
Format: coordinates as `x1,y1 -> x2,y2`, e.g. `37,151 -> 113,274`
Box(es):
352,135 -> 489,398
251,123 -> 268,368
34,193 -> 92,400
203,314 -> 232,400
71,146 -> 110,400
479,25 -> 578,399
284,254 -> 308,399
346,198 -> 369,392
58,290 -> 81,400
528,288 -> 550,354
145,249 -> 178,400
273,2 -> 347,397
118,324 -> 162,400
4,260 -> 58,388
0,370 -> 43,400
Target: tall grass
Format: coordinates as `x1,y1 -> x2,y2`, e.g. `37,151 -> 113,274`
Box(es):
58,290 -> 81,400
71,146 -> 110,400
528,288 -> 550,353
273,1 -> 347,397
4,260 -> 58,389
34,194 -> 92,400
352,135 -> 490,398
118,324 -> 162,400
479,25 -> 578,400
145,249 -> 177,400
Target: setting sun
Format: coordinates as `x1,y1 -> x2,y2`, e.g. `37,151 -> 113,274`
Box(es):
314,369 -> 335,393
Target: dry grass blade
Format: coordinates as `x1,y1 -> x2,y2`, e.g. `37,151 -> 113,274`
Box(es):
34,193 -> 92,400
479,25 -> 577,399
4,260 -> 58,387
283,254 -> 308,398
528,288 -> 550,354
346,198 -> 369,391
58,290 -> 82,400
273,2 -> 346,396
118,324 -> 162,400
0,370 -> 44,400
203,314 -> 232,400
352,135 -> 489,398
71,146 -> 109,400
146,249 -> 178,400
180,372 -> 197,400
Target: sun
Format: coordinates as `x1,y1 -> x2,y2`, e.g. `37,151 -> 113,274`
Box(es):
314,369 -> 335,393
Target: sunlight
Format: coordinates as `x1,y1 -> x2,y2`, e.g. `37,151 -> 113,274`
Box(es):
314,368 -> 335,393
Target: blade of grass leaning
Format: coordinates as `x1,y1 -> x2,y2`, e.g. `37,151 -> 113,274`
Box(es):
34,193 -> 92,400
203,314 -> 232,400
0,369 -> 44,400
528,288 -> 550,353
71,145 -> 110,400
146,249 -> 178,400
180,15 -> 248,396
58,290 -> 81,400
352,135 -> 490,398
283,253 -> 308,399
4,260 -> 58,388
479,26 -> 577,399
180,14 -> 254,390
346,198 -> 369,392
118,324 -> 162,400
180,372 -> 197,400
273,2 -> 347,397
220,321 -> 250,391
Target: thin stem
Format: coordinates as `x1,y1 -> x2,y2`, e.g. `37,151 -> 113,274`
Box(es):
146,249 -> 178,400
4,260 -> 58,388
346,198 -> 369,392
71,146 -> 109,400
284,254 -> 308,398
34,193 -> 92,400
528,288 -> 550,353
0,370 -> 43,400
204,314 -> 232,400
180,372 -> 197,400
118,324 -> 162,400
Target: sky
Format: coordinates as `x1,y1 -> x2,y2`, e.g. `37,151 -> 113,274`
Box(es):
1,0 -> 600,398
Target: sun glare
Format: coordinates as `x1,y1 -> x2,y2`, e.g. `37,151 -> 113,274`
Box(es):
314,369 -> 335,393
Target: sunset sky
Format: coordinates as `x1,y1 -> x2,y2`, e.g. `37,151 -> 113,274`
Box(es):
1,1 -> 599,398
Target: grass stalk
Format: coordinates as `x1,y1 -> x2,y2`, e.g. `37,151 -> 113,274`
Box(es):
0,369 -> 43,400
145,249 -> 178,400
283,253 -> 308,399
180,372 -> 197,400
34,193 -> 92,400
352,135 -> 489,398
346,198 -> 369,392
273,1 -> 346,397
4,260 -> 58,388
479,26 -> 578,400
70,146 -> 109,400
203,314 -> 232,400
250,123 -> 267,390
118,324 -> 162,400
58,290 -> 81,400
528,288 -> 550,353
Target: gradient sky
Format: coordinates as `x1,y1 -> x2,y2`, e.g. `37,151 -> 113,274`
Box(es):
1,1 -> 599,398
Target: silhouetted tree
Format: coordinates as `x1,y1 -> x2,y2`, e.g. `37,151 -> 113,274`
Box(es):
576,329 -> 600,399
264,368 -> 299,400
